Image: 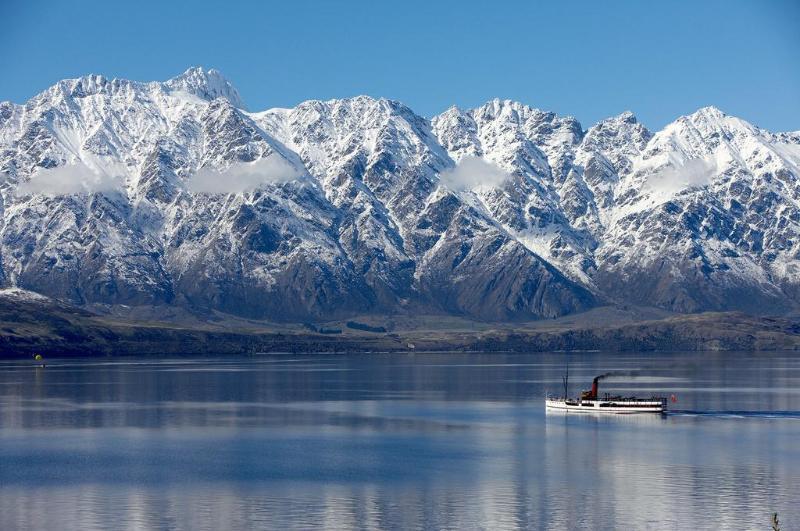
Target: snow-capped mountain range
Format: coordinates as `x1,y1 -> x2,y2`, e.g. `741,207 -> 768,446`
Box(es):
0,67 -> 798,321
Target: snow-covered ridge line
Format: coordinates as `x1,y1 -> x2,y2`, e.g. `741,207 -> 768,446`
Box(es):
0,68 -> 798,320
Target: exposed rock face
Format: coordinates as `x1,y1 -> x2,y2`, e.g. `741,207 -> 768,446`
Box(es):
590,108 -> 800,313
0,69 -> 798,321
433,101 -> 800,314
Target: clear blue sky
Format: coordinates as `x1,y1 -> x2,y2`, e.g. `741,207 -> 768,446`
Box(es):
2,0 -> 798,131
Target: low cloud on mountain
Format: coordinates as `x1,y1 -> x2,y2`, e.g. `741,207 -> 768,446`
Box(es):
439,156 -> 511,192
2,69 -> 799,319
644,157 -> 718,197
15,162 -> 124,196
187,156 -> 301,194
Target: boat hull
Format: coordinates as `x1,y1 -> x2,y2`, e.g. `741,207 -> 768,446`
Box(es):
545,398 -> 665,414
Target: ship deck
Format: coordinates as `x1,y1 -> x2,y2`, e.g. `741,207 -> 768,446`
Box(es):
545,397 -> 666,413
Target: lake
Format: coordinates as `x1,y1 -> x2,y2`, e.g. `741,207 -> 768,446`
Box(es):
0,351 -> 798,530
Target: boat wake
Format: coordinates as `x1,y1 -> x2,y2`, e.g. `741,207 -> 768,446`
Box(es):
668,410 -> 800,419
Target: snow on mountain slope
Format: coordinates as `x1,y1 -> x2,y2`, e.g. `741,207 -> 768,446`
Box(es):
253,96 -> 594,318
432,100 -> 596,284
0,68 -> 367,318
0,68 -> 797,320
595,107 -> 800,312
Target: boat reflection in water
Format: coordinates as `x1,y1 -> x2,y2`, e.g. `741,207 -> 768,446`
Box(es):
1,353 -> 797,530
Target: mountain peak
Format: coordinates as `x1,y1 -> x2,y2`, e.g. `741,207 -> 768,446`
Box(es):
667,105 -> 760,139
581,110 -> 653,165
693,105 -> 726,118
164,67 -> 245,109
589,111 -> 642,130
615,110 -> 638,124
479,98 -> 539,116
681,105 -> 729,127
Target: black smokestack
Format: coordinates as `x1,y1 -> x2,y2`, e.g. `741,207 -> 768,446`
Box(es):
591,371 -> 638,398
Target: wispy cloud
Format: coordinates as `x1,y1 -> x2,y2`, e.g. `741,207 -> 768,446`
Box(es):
644,157 -> 718,196
439,156 -> 511,192
187,156 -> 301,194
15,162 -> 124,196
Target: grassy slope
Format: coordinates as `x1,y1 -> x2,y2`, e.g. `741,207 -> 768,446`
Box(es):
0,294 -> 798,357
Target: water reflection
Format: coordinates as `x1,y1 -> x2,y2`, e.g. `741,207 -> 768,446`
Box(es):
0,352 -> 798,530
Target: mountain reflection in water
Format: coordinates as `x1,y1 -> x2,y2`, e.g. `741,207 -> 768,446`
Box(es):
0,352 -> 798,530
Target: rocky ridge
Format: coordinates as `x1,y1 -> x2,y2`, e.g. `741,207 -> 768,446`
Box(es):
0,68 -> 798,321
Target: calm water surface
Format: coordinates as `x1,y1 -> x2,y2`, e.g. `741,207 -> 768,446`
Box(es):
0,351 -> 798,530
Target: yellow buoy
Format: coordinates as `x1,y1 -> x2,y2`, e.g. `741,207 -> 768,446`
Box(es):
33,354 -> 43,361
